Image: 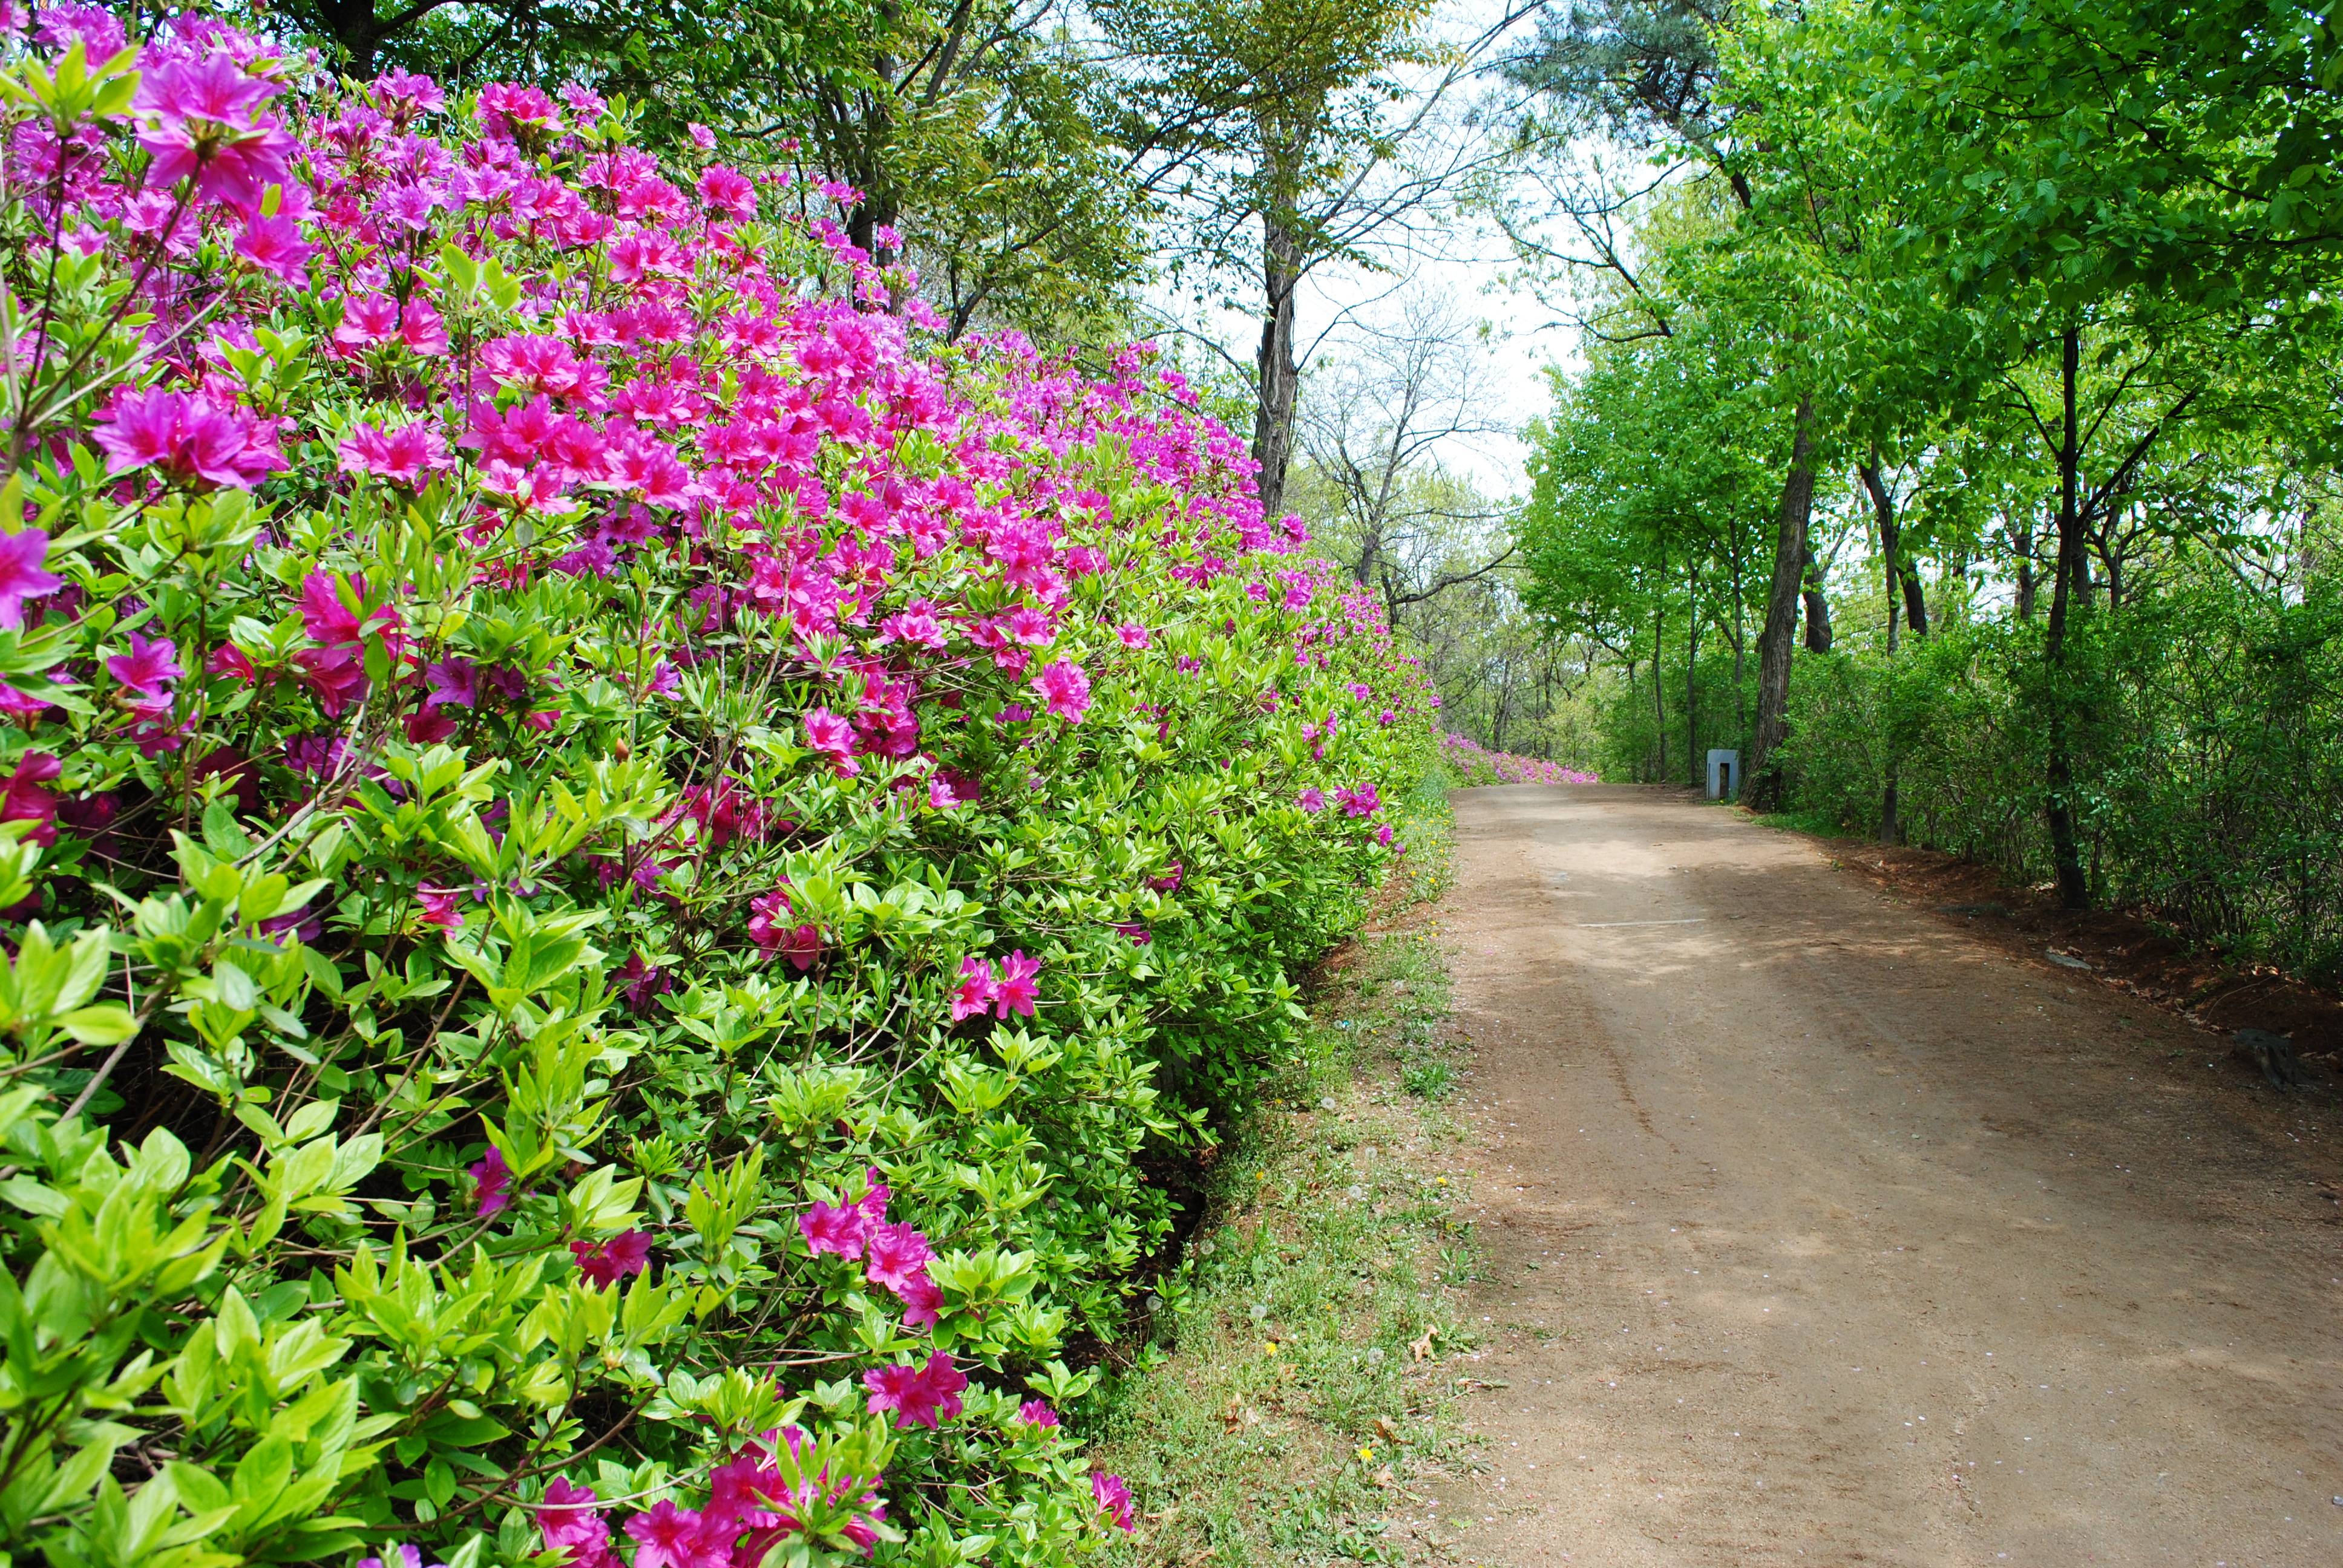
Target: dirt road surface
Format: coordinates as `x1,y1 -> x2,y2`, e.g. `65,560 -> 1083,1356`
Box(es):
1415,784 -> 2343,1567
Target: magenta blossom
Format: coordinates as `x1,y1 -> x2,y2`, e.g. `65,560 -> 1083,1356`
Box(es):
803,708 -> 858,774
572,1230 -> 652,1287
106,632 -> 182,695
864,1350 -> 968,1429
94,388 -> 285,489
338,421 -> 447,486
896,1268 -> 943,1331
799,1199 -> 867,1259
1031,659 -> 1091,722
416,884 -> 464,930
134,53 -> 292,215
863,1221 -> 934,1293
1018,1399 -> 1061,1428
992,950 -> 1040,1019
621,1500 -> 715,1568
536,1477 -> 611,1566
1115,622 -> 1151,649
1296,788 -> 1326,813
468,1146 -> 513,1215
949,956 -> 996,1021
0,531 -> 61,630
1093,1472 -> 1136,1532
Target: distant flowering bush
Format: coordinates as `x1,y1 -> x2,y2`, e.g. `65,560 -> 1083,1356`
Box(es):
1442,733 -> 1599,786
0,9 -> 1435,1568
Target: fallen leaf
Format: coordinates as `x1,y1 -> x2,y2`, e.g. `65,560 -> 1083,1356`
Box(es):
1374,1415 -> 1406,1445
1373,1465 -> 1398,1489
1409,1324 -> 1438,1362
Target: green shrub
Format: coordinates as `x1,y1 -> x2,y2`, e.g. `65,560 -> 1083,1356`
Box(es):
0,20 -> 1437,1568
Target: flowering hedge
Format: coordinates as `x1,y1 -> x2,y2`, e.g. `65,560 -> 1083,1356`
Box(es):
0,11 -> 1437,1568
1440,733 -> 1594,786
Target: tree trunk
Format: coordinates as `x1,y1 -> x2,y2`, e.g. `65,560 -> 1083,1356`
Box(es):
1652,595 -> 1667,783
2014,517 -> 2037,622
1901,570 -> 1928,638
1749,397 -> 1818,809
1686,558 -> 1700,787
1864,462 -> 1902,844
1252,195 -> 1303,520
2043,325 -> 2089,910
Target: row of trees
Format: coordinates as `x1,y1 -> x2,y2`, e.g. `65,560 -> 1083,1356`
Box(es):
1507,0 -> 2343,923
270,0 -> 1540,518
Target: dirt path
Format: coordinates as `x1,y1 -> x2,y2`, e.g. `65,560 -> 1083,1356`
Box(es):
1414,784 -> 2343,1567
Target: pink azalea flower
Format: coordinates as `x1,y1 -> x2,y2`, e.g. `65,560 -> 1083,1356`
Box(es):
1093,1472 -> 1136,1532
536,1477 -> 610,1564
1116,622 -> 1152,648
1018,1399 -> 1061,1428
371,68 -> 445,120
803,708 -> 858,775
856,1169 -> 891,1229
1146,862 -> 1183,893
621,1500 -> 716,1568
1004,604 -> 1054,646
896,1267 -> 943,1331
572,1230 -> 652,1287
1377,824 -> 1397,846
863,1350 -> 968,1429
338,420 -> 447,486
696,165 -> 756,218
106,632 -> 182,694
1297,788 -> 1326,813
746,887 -> 793,951
992,950 -> 1040,1019
1031,659 -> 1090,722
0,530 -> 62,630
864,1221 -> 934,1293
234,211 -> 310,283
134,54 -> 292,215
93,388 -> 285,490
468,1146 -> 512,1216
2,753 -> 62,848
1339,783 -> 1382,817
949,956 -> 996,1021
799,1199 -> 867,1259
416,884 -> 464,929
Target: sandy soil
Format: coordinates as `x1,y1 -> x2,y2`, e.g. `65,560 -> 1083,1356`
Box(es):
1408,784 -> 2343,1567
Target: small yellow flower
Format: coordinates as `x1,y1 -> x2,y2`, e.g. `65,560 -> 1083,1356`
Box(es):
1357,1445 -> 1375,1463
1437,1176 -> 1448,1185
1264,1340 -> 1279,1354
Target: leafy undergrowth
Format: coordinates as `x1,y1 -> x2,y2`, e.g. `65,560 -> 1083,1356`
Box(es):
1087,800 -> 1482,1566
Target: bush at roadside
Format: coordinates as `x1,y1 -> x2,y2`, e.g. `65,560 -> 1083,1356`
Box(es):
0,13 -> 1436,1567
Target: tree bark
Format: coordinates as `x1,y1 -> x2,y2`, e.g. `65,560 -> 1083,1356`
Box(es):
2043,325 -> 2090,910
2014,516 -> 2037,622
1800,551 -> 1833,653
1686,557 -> 1700,787
1748,397 -> 1818,809
1651,593 -> 1667,783
1863,461 -> 1902,843
1252,194 -> 1303,520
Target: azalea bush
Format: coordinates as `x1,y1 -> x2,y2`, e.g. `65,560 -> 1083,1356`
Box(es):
1438,733 -> 1595,786
0,10 -> 1437,1568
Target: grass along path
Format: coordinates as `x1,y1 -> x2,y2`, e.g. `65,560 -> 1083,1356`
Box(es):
1092,861 -> 1498,1563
